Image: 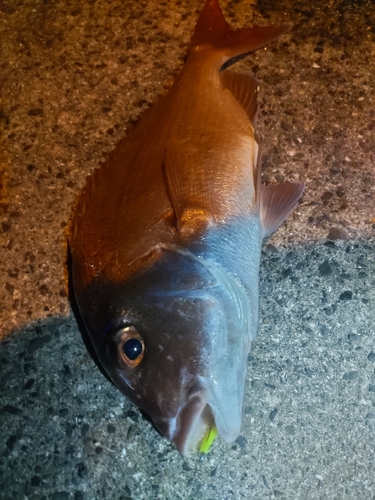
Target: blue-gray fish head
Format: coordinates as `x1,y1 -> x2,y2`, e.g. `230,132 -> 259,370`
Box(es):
73,249 -> 251,456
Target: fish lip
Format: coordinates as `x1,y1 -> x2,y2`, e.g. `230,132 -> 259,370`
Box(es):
174,399 -> 215,457
167,380 -> 215,456
160,374 -> 243,456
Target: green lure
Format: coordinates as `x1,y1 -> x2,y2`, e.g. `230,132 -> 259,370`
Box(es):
199,426 -> 218,454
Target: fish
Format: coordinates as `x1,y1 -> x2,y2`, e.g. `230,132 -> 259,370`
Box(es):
69,0 -> 304,456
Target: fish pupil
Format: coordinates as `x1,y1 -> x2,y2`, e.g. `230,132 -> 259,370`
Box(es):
123,338 -> 143,360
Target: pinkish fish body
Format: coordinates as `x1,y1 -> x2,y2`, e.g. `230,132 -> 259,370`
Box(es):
69,0 -> 304,456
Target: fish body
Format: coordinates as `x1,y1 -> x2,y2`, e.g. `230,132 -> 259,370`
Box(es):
69,0 -> 304,456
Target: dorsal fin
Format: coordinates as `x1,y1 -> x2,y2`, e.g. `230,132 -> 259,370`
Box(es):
69,155 -> 111,248
221,71 -> 259,125
188,0 -> 292,62
69,99 -> 157,247
70,171 -> 96,244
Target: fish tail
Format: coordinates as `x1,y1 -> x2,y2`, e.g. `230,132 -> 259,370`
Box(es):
188,0 -> 291,61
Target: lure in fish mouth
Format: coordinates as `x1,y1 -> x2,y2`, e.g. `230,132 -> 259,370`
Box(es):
69,0 -> 304,456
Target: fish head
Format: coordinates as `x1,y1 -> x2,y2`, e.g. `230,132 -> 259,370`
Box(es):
72,248 -> 251,456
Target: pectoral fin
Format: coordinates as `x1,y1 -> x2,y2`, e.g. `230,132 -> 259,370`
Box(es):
260,182 -> 305,238
164,139 -> 214,236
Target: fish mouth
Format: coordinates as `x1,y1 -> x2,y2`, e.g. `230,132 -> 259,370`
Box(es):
154,376 -> 244,456
172,394 -> 215,456
149,379 -> 214,456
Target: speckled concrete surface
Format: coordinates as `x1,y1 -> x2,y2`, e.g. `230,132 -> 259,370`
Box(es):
0,0 -> 374,498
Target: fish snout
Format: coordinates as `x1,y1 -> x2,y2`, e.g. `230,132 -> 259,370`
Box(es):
155,370 -> 245,456
155,378 -> 213,456
174,395 -> 212,456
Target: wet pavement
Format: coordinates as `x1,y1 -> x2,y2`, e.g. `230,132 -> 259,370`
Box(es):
1,0 -> 374,498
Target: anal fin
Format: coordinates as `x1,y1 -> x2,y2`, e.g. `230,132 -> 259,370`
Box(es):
221,71 -> 259,126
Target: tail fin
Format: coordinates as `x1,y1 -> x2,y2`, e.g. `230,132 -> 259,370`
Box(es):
188,0 -> 291,61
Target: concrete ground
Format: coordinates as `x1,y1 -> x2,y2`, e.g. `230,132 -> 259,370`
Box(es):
0,0 -> 374,498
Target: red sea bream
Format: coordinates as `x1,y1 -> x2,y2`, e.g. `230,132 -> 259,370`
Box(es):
69,0 -> 304,456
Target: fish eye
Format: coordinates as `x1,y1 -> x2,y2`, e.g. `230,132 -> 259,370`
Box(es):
115,326 -> 145,368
